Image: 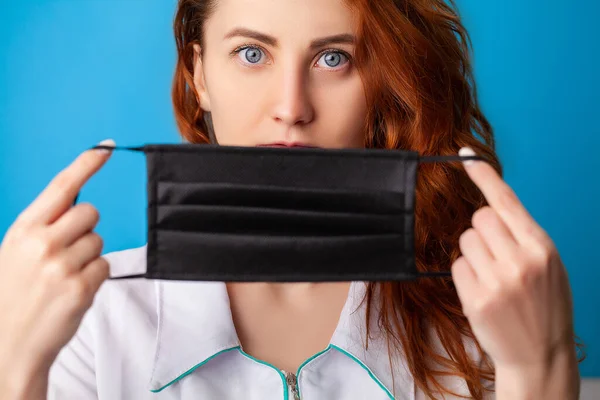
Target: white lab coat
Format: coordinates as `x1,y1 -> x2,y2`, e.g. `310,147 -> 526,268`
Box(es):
47,245 -> 494,399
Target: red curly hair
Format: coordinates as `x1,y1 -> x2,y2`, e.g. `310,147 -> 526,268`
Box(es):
171,1 -> 585,398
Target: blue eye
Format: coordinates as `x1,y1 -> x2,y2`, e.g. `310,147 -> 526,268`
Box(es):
236,46 -> 264,64
232,46 -> 350,70
316,51 -> 348,69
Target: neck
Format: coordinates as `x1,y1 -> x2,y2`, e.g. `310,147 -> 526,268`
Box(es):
226,281 -> 351,308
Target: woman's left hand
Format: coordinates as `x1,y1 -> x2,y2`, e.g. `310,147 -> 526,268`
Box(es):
451,147 -> 576,371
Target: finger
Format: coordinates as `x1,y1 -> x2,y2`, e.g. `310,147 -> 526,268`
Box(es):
18,139 -> 115,227
459,147 -> 547,247
79,256 -> 110,297
49,203 -> 100,247
471,206 -> 519,262
61,233 -> 104,274
458,228 -> 497,288
451,256 -> 481,316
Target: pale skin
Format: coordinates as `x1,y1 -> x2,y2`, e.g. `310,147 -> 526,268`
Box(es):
0,0 -> 579,399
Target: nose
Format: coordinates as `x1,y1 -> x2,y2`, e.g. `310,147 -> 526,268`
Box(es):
270,64 -> 314,127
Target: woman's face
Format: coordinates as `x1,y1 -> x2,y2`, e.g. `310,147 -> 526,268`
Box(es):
193,0 -> 368,149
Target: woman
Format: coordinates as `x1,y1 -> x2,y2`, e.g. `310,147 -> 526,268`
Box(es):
0,0 -> 583,399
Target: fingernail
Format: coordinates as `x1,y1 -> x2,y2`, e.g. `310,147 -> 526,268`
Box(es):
458,147 -> 477,167
96,139 -> 116,154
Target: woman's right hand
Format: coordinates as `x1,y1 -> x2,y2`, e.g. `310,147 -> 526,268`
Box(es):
0,140 -> 115,398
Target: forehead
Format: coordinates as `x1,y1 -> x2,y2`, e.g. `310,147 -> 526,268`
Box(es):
206,0 -> 357,42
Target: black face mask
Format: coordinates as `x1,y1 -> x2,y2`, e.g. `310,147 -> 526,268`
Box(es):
74,144 -> 487,282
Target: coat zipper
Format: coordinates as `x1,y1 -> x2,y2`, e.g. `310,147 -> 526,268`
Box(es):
283,370 -> 300,400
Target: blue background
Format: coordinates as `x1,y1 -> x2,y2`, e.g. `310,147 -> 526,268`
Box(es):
1,0 -> 598,376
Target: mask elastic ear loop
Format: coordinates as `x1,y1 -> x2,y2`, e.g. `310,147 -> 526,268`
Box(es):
416,152 -> 490,278
68,144 -> 148,280
72,144 -> 145,206
418,154 -> 489,163
108,273 -> 146,280
418,271 -> 452,278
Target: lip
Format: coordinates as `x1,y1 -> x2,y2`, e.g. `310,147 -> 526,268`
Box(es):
256,142 -> 319,148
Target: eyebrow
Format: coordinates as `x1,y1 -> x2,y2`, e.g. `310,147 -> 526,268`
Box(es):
223,27 -> 355,49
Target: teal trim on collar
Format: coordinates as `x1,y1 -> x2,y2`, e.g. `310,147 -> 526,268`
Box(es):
295,345 -> 332,398
330,344 -> 394,399
238,348 -> 288,400
148,343 -> 394,399
150,346 -> 240,393
150,346 -> 290,398
296,345 -> 332,373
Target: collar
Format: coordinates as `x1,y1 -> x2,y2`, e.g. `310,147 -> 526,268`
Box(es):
330,281 -> 414,399
147,278 -> 415,396
147,279 -> 240,392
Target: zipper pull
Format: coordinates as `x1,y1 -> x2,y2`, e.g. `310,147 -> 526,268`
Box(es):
285,371 -> 300,400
